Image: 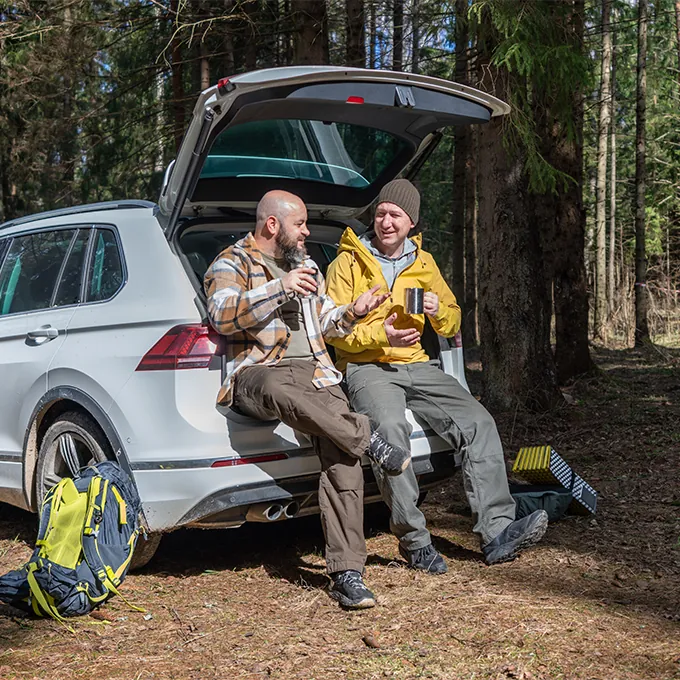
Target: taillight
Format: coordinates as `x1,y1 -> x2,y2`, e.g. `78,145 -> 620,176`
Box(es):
136,324 -> 217,371
346,96 -> 364,104
211,453 -> 288,467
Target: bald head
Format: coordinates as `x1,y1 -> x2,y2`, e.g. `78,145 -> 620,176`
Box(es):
253,190 -> 309,263
255,190 -> 305,234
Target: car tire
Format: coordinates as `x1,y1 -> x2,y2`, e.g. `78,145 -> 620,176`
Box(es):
129,533 -> 162,571
35,411 -> 111,508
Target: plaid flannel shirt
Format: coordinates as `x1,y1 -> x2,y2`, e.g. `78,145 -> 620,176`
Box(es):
204,232 -> 360,407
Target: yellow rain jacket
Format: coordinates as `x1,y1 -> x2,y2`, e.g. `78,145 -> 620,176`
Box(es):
325,228 -> 461,372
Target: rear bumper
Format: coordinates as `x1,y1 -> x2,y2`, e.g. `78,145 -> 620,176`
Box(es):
135,450 -> 460,531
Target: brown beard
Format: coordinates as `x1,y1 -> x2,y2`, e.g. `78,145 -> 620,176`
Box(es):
276,227 -> 308,268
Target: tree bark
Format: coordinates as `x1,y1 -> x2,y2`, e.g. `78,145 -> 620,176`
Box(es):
594,0 -> 612,342
608,27 -> 617,314
634,0 -> 650,345
476,11 -> 561,411
393,0 -> 404,71
222,0 -> 235,74
411,0 -> 420,74
170,0 -> 185,152
551,0 -> 593,383
675,1 -> 680,89
60,3 -> 77,205
292,0 -> 328,65
464,123 -> 478,346
451,0 -> 468,320
346,0 -> 365,67
200,41 -> 210,90
368,2 -> 378,68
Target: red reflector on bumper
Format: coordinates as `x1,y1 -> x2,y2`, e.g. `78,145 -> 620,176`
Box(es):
211,453 -> 288,467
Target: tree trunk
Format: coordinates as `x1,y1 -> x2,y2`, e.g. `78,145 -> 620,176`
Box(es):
634,0 -> 650,345
200,41 -> 210,90
608,27 -> 617,314
170,0 -> 185,152
60,3 -> 77,205
292,0 -> 328,65
346,0 -> 365,67
222,0 -> 235,74
552,0 -> 593,383
451,0 -> 468,318
464,124 -> 478,346
393,0 -> 404,71
594,0 -> 612,342
476,12 -> 561,411
412,0 -> 420,74
675,1 -> 680,89
369,1 -> 377,68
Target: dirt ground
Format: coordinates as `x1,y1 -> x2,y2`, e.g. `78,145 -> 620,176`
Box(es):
1,346 -> 679,680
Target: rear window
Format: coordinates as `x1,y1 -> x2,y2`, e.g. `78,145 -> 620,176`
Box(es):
200,119 -> 409,189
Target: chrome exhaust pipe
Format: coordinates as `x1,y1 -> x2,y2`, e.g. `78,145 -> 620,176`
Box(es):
283,500 -> 300,519
246,503 -> 284,522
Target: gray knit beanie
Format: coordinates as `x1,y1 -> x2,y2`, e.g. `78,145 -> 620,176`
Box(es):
376,178 -> 420,226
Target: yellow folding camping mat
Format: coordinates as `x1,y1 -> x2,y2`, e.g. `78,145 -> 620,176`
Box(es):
512,445 -> 597,515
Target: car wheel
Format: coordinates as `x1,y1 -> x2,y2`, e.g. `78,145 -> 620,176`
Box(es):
129,533 -> 162,571
35,411 -> 110,508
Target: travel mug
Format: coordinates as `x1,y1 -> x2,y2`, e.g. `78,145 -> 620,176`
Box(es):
405,287 -> 425,314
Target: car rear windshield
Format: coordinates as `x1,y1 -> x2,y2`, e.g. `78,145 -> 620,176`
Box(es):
200,119 -> 409,188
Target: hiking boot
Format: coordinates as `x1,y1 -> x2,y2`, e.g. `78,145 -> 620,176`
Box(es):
482,509 -> 549,565
367,430 -> 410,476
399,543 -> 448,575
328,570 -> 376,609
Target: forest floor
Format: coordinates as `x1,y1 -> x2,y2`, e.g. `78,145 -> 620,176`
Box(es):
1,345 -> 679,680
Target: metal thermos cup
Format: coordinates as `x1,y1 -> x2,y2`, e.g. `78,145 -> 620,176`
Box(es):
405,287 -> 425,314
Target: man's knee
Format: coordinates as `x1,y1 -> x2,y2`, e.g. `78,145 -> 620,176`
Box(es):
365,409 -> 409,442
322,456 -> 363,493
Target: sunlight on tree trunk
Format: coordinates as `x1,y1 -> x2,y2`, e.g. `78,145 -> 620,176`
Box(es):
451,0 -> 468,317
393,0 -> 403,71
608,28 -> 617,317
594,0 -> 612,342
634,0 -> 650,346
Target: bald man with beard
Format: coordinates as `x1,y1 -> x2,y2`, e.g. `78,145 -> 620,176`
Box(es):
204,190 -> 410,609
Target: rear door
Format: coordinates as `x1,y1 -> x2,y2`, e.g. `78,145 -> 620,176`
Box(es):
0,226 -> 87,506
159,66 -> 509,235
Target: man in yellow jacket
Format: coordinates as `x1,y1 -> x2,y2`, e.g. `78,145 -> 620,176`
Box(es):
326,179 -> 548,570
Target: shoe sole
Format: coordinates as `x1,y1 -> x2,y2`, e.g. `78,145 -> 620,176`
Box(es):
329,590 -> 376,609
484,511 -> 549,565
383,455 -> 411,477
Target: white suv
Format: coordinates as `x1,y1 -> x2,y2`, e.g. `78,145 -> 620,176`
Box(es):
0,66 -> 507,566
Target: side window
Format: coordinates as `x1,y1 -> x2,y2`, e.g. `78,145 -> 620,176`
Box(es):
54,229 -> 91,307
0,229 -> 76,316
86,229 -> 123,302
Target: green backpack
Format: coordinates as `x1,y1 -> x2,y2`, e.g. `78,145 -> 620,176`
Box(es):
0,461 -> 143,622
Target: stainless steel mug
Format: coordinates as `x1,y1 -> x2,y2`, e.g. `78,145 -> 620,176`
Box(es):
405,287 -> 425,314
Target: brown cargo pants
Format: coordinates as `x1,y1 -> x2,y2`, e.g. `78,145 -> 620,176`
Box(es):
232,359 -> 371,574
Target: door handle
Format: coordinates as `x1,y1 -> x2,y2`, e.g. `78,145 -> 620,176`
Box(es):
27,326 -> 59,340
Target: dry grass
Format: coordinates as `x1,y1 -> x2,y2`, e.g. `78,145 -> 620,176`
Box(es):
1,346 -> 679,680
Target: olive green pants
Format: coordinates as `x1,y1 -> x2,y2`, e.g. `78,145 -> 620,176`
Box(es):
233,360 -> 370,574
346,361 -> 516,548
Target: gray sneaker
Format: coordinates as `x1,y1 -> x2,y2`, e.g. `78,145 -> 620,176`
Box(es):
482,510 -> 548,565
329,570 -> 376,609
367,430 -> 410,476
399,543 -> 448,575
